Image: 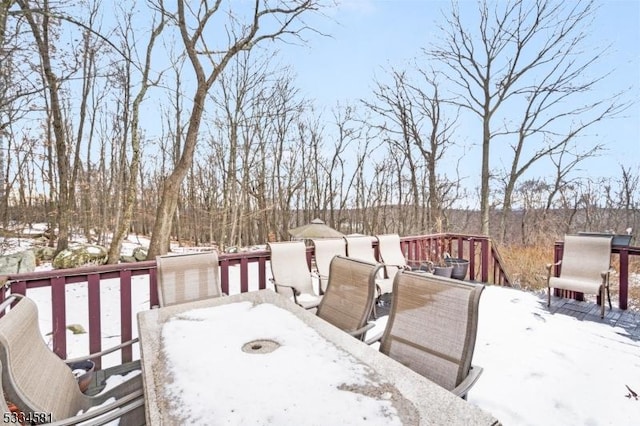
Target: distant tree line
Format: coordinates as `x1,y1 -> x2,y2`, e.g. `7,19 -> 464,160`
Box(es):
0,0 -> 636,259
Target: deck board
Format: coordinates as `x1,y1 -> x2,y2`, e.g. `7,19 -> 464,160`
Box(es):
546,294 -> 640,341
374,286 -> 640,341
83,288 -> 640,398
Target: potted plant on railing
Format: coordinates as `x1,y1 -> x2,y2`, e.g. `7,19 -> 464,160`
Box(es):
415,238 -> 469,280
425,254 -> 454,278
422,253 -> 470,280
432,258 -> 454,278
444,255 -> 470,280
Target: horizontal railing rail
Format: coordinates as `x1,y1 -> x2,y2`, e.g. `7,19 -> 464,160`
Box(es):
553,241 -> 640,310
398,233 -> 510,286
0,233 -> 509,368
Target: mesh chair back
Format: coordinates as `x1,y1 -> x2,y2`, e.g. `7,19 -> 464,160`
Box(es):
316,256 -> 380,334
312,238 -> 346,293
267,241 -> 315,298
560,235 -> 612,283
0,295 -> 87,419
376,234 -> 406,267
376,233 -> 408,281
380,271 -> 484,392
343,236 -> 377,263
156,251 -> 222,307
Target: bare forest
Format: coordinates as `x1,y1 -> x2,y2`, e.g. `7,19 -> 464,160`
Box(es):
0,0 -> 637,261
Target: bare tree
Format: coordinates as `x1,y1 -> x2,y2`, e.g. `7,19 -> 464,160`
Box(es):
430,0 -> 626,237
146,0 -> 325,258
327,104 -> 361,230
618,165 -> 639,235
106,4 -> 165,263
364,67 -> 458,232
17,0 -> 76,252
0,0 -> 12,225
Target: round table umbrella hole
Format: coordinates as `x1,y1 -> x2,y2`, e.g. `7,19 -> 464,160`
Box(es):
242,339 -> 281,354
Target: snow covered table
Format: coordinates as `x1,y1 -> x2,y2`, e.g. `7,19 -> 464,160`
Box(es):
137,289 -> 498,425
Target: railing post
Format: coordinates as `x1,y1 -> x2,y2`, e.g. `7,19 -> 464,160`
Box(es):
240,257 -> 249,293
149,267 -> 158,307
619,247 -> 629,310
553,242 -> 562,278
220,258 -> 230,295
119,269 -> 133,363
469,238 -> 476,281
87,273 -> 102,369
481,238 -> 489,283
51,276 -> 67,359
553,241 -> 562,299
258,257 -> 267,290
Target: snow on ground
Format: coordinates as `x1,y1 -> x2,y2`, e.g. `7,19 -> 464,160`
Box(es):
23,267 -> 640,425
3,228 -> 640,424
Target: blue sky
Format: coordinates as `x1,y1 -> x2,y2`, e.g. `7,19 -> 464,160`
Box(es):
281,0 -> 640,186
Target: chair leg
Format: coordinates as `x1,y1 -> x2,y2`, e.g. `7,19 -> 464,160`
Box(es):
373,284 -> 382,320
606,284 -> 612,310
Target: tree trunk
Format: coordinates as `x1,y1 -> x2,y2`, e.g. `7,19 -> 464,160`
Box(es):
480,114 -> 491,236
147,87 -> 205,258
19,1 -> 71,253
108,12 -> 164,262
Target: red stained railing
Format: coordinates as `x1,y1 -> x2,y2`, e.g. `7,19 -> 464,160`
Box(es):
0,233 -> 508,367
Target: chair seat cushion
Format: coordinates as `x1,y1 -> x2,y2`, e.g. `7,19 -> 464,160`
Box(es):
548,276 -> 602,294
295,294 -> 322,309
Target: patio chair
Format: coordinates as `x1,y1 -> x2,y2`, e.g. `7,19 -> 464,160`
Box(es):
267,241 -> 322,310
311,238 -> 347,294
371,271 -> 485,399
316,256 -> 382,340
344,235 -> 393,299
546,234 -> 614,318
375,234 -> 412,283
0,294 -> 145,425
156,251 -> 223,307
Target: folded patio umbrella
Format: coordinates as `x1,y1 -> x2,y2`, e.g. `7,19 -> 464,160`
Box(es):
287,218 -> 344,239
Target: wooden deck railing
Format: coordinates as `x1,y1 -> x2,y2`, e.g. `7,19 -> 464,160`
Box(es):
0,233 -> 509,368
553,240 -> 640,310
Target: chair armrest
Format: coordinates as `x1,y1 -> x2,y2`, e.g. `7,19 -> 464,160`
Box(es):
347,322 -> 375,340
364,330 -> 384,346
65,338 -> 139,364
452,365 -> 483,398
269,278 -> 303,305
601,267 -> 616,280
269,278 -> 301,296
545,260 -> 562,283
0,293 -> 24,312
545,260 -> 562,271
47,389 -> 144,426
388,263 -> 411,270
314,273 -> 329,295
